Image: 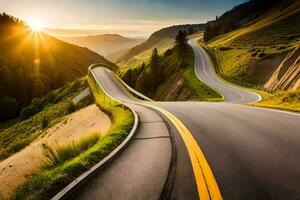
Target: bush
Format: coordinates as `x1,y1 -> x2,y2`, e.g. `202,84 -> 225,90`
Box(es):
42,118 -> 49,129
66,102 -> 76,114
20,104 -> 39,120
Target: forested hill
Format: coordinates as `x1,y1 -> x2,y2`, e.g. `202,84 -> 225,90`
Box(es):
117,24 -> 206,63
0,13 -> 117,121
203,0 -> 284,42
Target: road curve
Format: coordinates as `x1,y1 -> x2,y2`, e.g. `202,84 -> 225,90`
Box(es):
188,38 -> 261,104
82,67 -> 300,200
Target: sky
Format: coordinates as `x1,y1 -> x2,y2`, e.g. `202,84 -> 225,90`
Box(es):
0,0 -> 247,38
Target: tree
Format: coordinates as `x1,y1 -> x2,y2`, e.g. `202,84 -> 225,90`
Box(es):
149,48 -> 160,72
175,30 -> 187,47
135,48 -> 164,95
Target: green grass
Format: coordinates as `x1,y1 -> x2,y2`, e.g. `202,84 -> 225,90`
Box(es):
118,38 -> 174,69
0,79 -> 90,160
122,43 -> 223,101
42,132 -> 101,167
199,40 -> 300,112
182,48 -> 222,101
184,68 -> 223,101
252,90 -> 300,112
204,2 -> 300,87
12,74 -> 134,200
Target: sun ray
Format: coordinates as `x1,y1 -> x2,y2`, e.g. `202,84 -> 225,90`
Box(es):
27,19 -> 43,32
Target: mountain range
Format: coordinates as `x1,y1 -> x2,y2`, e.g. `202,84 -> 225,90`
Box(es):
61,34 -> 144,58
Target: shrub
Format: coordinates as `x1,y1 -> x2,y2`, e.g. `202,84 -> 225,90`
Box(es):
20,104 -> 39,120
41,118 -> 49,129
66,102 -> 76,114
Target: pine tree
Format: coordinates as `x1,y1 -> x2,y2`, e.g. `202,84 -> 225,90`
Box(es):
175,30 -> 187,47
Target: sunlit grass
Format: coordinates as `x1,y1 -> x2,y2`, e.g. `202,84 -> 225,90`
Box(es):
0,79 -> 88,160
13,74 -> 134,200
252,90 -> 300,112
42,132 -> 101,167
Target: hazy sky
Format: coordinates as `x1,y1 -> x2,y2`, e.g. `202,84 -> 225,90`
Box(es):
0,0 -> 247,37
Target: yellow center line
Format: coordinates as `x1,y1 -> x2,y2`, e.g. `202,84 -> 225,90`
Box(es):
102,68 -> 223,200
149,105 -> 223,200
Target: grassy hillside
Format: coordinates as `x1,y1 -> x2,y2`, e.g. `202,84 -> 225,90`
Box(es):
203,0 -> 282,42
0,13 -> 117,121
61,34 -> 143,57
253,89 -> 300,112
0,78 -> 91,160
117,24 -> 206,68
13,72 -> 134,200
121,41 -> 222,101
203,0 -> 300,87
201,0 -> 300,111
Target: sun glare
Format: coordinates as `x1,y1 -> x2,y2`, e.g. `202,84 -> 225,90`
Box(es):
28,19 -> 43,32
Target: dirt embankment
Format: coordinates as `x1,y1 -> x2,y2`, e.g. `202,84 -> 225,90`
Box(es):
265,47 -> 300,91
0,104 -> 111,199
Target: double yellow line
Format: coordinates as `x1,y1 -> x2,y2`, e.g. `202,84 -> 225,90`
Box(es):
96,67 -> 223,200
150,105 -> 223,200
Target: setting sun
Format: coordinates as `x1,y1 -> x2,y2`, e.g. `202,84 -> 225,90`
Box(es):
28,19 -> 43,32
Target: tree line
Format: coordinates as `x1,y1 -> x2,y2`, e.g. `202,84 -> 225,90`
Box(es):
122,30 -> 189,96
203,0 -> 282,42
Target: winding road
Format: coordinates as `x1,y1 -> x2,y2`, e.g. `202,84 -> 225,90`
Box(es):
188,38 -> 261,104
74,37 -> 300,200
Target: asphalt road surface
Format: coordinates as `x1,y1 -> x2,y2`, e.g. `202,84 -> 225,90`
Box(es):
188,38 -> 261,104
76,37 -> 300,200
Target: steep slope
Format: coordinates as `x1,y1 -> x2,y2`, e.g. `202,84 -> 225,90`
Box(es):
265,47 -> 300,91
117,24 -> 206,68
0,13 -> 117,121
61,34 -> 143,57
203,0 -> 300,89
121,43 -> 222,101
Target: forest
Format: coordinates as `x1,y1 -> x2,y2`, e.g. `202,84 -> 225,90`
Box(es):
203,0 -> 283,42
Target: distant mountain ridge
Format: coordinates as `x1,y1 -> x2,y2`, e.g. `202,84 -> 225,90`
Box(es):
116,24 -> 206,67
0,13 -> 117,121
61,34 -> 143,57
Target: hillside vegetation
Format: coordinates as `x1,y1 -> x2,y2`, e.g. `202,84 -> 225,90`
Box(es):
253,89 -> 300,112
0,13 -> 117,121
0,79 -> 91,161
202,0 -> 300,87
202,0 -> 300,111
117,24 -> 206,68
61,34 -> 143,57
122,31 -> 222,101
13,71 -> 134,200
203,0 -> 281,42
